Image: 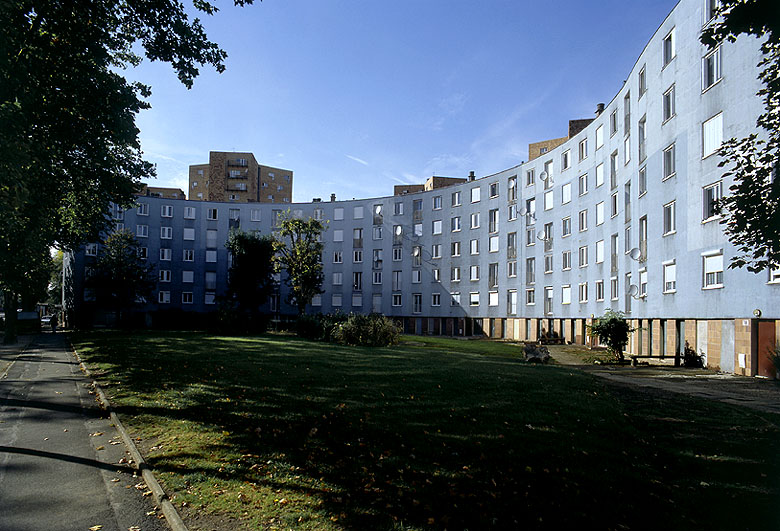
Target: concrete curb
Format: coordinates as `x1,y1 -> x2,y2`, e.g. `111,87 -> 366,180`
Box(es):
68,339 -> 188,531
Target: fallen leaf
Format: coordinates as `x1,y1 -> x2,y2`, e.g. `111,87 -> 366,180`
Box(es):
111,478 -> 120,483
90,432 -> 104,437
128,526 -> 141,531
89,526 -> 103,531
96,446 -> 105,451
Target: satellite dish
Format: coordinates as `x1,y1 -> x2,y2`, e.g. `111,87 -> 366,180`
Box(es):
627,284 -> 639,297
395,226 -> 402,235
539,171 -> 548,182
629,247 -> 642,261
509,179 -> 516,188
374,205 -> 382,215
519,206 -> 528,216
413,247 -> 420,257
537,230 -> 547,241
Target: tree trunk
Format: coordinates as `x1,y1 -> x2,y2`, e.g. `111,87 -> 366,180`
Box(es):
2,291 -> 18,345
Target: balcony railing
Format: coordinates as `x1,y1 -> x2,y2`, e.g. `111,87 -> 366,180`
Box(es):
639,240 -> 647,262
353,238 -> 363,249
611,253 -> 618,274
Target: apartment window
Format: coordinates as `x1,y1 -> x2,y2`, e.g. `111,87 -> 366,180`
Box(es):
372,248 -> 383,265
470,212 -> 480,229
624,137 -> 631,165
526,198 -> 536,223
623,92 -> 631,133
136,225 -> 148,238
544,254 -> 553,274
470,265 -> 480,282
159,269 -> 171,282
611,193 -> 619,218
353,250 -> 363,263
508,176 -> 517,200
526,289 -> 535,305
334,208 -> 344,221
387,293 -> 399,307
543,160 -> 554,188
412,269 -> 421,284
183,249 -> 194,261
595,280 -> 605,302
663,85 -> 676,122
183,227 -> 195,241
489,291 -> 499,307
508,260 -> 517,277
561,150 -> 571,171
181,292 -> 193,305
333,251 -> 343,264
639,166 -> 647,196
639,216 -> 648,260
137,203 -> 149,216
161,205 -> 173,217
507,231 -> 517,256
703,46 -> 722,91
704,0 -> 719,22
579,245 -> 588,267
639,65 -> 647,97
703,113 -> 723,158
561,182 -> 571,204
526,227 -> 535,246
451,241 -> 461,257
432,293 -> 441,307
470,239 -> 479,255
312,208 -> 324,221
638,115 -> 647,162
639,269 -> 648,297
663,261 -> 677,293
373,226 -> 383,240
596,240 -> 605,263
333,229 -> 344,242
703,181 -> 722,221
579,282 -> 589,303
471,187 -> 481,203
451,191 -> 461,206
353,272 -> 363,290
392,247 -> 402,261
394,202 -> 404,215
663,201 -> 676,235
432,243 -> 442,259
352,294 -> 363,308
433,195 -> 442,210
161,226 -> 172,239
333,294 -> 343,307
579,209 -> 588,232
158,291 -> 170,304
507,290 -> 518,315
489,235 -> 499,253
138,247 -> 148,259
432,220 -> 443,235
451,267 -> 461,282
663,28 -> 675,66
160,248 -> 171,261
579,174 -> 588,195
204,271 -> 216,291
562,285 -> 572,305
332,272 -> 343,286
373,271 -> 382,285
544,190 -> 553,211
610,109 -> 618,137
579,138 -> 588,161
768,267 -> 780,284
526,257 -> 535,284
207,208 -> 218,220
451,292 -> 461,306
508,204 -> 518,221
412,246 -> 421,266
596,202 -> 605,225
451,216 -> 461,232
413,199 -> 423,218
562,250 -> 572,270
595,124 -> 604,150
611,277 -> 619,300
663,144 -> 676,179
469,292 -> 480,306
489,182 -> 499,198
489,209 -> 499,232
353,206 -> 364,220
526,169 -> 535,186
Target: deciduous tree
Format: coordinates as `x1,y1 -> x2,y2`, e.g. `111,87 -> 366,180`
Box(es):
225,229 -> 275,319
701,0 -> 780,272
587,310 -> 635,363
272,212 -> 325,315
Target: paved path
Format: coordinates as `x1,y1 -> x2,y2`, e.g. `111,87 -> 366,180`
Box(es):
0,333 -> 167,531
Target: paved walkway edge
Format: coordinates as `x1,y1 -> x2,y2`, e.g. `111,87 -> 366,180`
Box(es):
68,339 -> 188,531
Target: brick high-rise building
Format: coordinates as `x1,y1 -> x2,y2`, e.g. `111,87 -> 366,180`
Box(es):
188,151 -> 293,203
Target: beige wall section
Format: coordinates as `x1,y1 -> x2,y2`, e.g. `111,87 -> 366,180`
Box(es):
528,319 -> 539,342
734,318 -> 753,376
188,152 -> 292,204
424,176 -> 467,191
706,320 -> 723,370
528,137 -> 568,161
684,320 -> 698,353
651,320 -> 661,356
666,320 -> 678,358
574,319 -> 585,345
259,165 -> 293,204
188,164 -> 209,201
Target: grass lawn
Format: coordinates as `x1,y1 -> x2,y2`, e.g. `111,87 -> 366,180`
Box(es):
70,331 -> 780,530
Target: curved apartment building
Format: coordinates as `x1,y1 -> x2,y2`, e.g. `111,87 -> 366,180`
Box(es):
67,0 -> 779,377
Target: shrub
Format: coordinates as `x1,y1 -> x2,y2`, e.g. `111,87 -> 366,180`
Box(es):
682,340 -> 704,368
587,310 -> 635,362
333,313 -> 400,347
296,313 -> 324,340
320,312 -> 349,343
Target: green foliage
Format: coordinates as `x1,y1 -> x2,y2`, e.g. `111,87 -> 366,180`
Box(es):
587,310 -> 635,362
333,313 -> 401,347
272,211 -> 325,314
225,229 -> 275,317
86,229 -> 155,323
701,0 -> 780,272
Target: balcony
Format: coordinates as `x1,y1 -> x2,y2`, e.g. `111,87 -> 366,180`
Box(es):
611,253 -> 618,274
228,158 -> 248,167
353,237 -> 363,249
639,240 -> 647,262
413,210 -> 423,222
544,238 -> 553,253
507,247 -> 517,259
227,170 -> 248,179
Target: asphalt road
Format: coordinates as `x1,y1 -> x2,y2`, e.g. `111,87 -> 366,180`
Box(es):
0,333 -> 168,531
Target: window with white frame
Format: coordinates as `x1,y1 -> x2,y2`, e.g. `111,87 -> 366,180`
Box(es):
579,245 -> 588,267
526,257 -> 535,284
138,247 -> 148,259
451,191 -> 461,207
579,138 -> 588,161
489,182 -> 499,198
432,220 -> 442,235
703,113 -> 723,158
432,243 -> 441,259
183,227 -> 195,241
508,204 -> 518,221
663,261 -> 677,293
611,277 -> 619,300
451,241 -> 461,257
332,294 -> 343,307
663,28 -> 675,66
158,291 -> 170,304
702,181 -> 722,221
334,207 -> 344,220
160,248 -> 171,261
663,85 -> 676,122
137,203 -> 149,216
470,239 -> 479,255
411,270 -> 421,284
507,290 -> 518,315
311,294 -> 322,307
353,206 -> 364,219
332,272 -> 343,286
508,261 -> 517,277
392,247 -> 402,261
159,269 -> 171,282
639,166 -> 647,195
183,249 -> 194,261
579,209 -> 588,232
663,201 -> 676,235
452,216 -> 461,232
182,292 -> 193,304
394,202 -> 404,215
703,251 -> 724,288
470,265 -> 479,281
353,250 -> 363,263
562,182 -> 571,204
610,109 -> 618,136
470,212 -> 480,229
207,208 -> 218,220
433,195 -> 442,210
595,280 -> 605,301
136,225 -> 148,238
663,144 -> 676,179
333,251 -> 343,263
451,292 -> 461,306
767,267 -> 780,284
526,227 -> 535,246
526,288 -> 535,305
451,266 -> 461,282
704,0 -> 719,23
562,216 -> 571,237
544,190 -> 553,211
702,46 -> 722,91
596,240 -> 605,263
562,250 -> 572,270
611,192 -> 619,218
432,293 -> 441,306
544,254 -> 553,274
579,174 -> 588,195
508,176 -> 517,200
333,229 -> 344,242
489,291 -> 499,307
161,205 -> 173,217
562,284 -> 572,305
596,202 -> 605,225
595,124 -> 604,150
182,271 -> 194,283
579,282 -> 588,303
595,163 -> 604,188
471,187 -> 481,203
639,65 -> 647,97
489,235 -> 499,253
526,169 -> 535,186
392,293 -> 402,307
469,292 -> 479,306
373,271 -> 382,285
562,150 -> 571,171
639,269 -> 648,297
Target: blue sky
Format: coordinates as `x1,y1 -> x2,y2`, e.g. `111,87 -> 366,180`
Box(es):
131,0 -> 679,203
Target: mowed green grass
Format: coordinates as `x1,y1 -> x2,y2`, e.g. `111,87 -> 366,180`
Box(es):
70,331 -> 780,530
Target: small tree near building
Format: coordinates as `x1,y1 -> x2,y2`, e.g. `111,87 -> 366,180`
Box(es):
587,310 -> 635,363
224,229 -> 275,324
87,229 -> 155,325
272,212 -> 325,315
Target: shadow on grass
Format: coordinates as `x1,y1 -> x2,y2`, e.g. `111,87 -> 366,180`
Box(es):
71,330 -> 780,530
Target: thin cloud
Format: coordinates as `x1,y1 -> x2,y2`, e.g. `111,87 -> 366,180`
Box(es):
346,154 -> 369,166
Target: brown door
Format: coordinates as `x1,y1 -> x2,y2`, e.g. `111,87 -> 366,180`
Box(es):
756,320 -> 776,378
